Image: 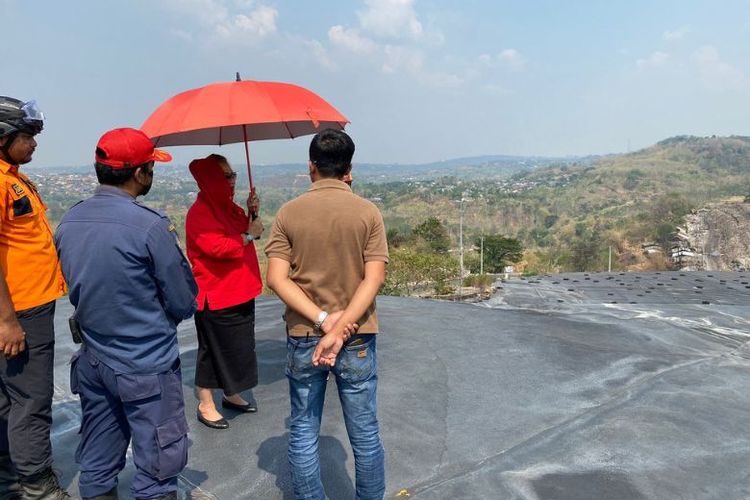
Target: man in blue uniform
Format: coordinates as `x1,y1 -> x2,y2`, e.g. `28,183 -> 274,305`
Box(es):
55,128 -> 198,500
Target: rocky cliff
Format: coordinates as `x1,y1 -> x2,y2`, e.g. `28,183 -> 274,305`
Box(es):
675,199 -> 750,271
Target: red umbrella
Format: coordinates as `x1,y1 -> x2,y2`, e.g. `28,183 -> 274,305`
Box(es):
141,75 -> 349,190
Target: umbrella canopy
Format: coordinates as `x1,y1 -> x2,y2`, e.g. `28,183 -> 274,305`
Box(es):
142,78 -> 348,195
141,80 -> 349,147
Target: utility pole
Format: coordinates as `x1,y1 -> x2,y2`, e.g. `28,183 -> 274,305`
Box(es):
459,199 -> 464,279
459,198 -> 464,300
479,202 -> 486,277
480,235 -> 484,276
453,196 -> 471,300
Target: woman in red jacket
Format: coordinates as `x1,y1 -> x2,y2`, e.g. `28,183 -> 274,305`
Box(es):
186,154 -> 264,429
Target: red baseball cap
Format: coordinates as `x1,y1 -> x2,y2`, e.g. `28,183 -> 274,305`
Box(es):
95,127 -> 172,169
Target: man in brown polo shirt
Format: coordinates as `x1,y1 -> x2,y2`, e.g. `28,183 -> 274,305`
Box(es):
266,128 -> 388,500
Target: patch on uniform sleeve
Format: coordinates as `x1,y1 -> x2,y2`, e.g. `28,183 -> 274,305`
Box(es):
357,349 -> 368,358
11,183 -> 24,196
167,221 -> 183,247
12,196 -> 33,217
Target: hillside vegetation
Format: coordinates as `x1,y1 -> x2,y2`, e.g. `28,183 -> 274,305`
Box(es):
362,135 -> 750,273
32,135 -> 750,295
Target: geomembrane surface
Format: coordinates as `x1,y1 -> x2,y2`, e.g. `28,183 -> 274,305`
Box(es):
49,272 -> 750,499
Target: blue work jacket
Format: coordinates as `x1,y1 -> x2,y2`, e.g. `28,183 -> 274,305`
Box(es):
55,185 -> 197,374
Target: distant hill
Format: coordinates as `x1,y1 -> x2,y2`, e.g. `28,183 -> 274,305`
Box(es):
28,154 -> 590,183
527,135 -> 750,220
365,135 -> 750,273
27,136 -> 750,273
522,135 -> 750,270
26,163 -> 195,176
254,154 -> 597,182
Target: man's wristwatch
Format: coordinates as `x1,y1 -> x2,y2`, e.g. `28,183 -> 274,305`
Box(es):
242,232 -> 255,244
313,311 -> 329,330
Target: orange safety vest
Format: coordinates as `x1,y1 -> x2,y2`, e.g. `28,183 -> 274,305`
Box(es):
0,158 -> 65,311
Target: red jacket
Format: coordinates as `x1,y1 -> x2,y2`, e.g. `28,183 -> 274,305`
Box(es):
186,157 -> 262,311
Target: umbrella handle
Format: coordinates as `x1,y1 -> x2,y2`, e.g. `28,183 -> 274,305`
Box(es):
250,186 -> 258,221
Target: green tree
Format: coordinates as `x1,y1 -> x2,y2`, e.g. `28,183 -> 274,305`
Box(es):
544,214 -> 559,228
464,251 -> 482,274
651,193 -> 693,224
654,222 -> 677,251
569,224 -> 605,271
463,273 -> 494,293
477,234 -> 524,273
623,169 -> 644,190
386,227 -> 410,248
382,247 -> 459,296
412,217 -> 450,254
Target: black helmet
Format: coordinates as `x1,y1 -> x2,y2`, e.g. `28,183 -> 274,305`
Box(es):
0,96 -> 44,138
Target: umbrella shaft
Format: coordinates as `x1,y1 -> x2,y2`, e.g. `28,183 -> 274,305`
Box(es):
242,125 -> 254,191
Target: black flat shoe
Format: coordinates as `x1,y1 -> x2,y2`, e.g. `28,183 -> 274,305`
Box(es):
222,397 -> 258,413
197,410 -> 229,429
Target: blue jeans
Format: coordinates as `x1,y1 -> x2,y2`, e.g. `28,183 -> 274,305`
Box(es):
286,334 -> 385,500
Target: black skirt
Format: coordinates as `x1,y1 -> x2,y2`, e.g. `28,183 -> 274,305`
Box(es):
194,299 -> 258,394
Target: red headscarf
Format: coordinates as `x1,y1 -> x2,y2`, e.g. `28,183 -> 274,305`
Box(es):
188,155 -> 248,233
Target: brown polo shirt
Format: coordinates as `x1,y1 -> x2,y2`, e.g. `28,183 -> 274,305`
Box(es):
265,178 -> 389,336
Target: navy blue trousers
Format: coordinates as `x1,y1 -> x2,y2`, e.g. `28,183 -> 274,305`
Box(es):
71,348 -> 188,499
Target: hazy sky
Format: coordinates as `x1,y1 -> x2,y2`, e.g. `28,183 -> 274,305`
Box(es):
5,0 -> 750,168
